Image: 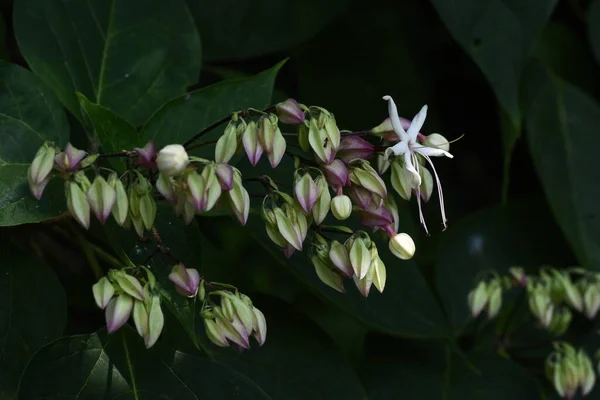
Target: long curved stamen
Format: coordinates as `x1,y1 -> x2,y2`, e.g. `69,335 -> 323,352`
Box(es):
415,186 -> 429,235
421,153 -> 447,229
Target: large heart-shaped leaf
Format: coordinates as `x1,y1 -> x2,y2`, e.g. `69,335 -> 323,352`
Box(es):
429,0 -> 558,124
1,243 -> 67,398
0,62 -> 68,226
362,339 -> 541,399
140,61 -> 285,151
435,199 -> 574,333
187,0 -> 349,61
18,327 -> 270,399
14,0 -> 201,126
526,75 -> 600,270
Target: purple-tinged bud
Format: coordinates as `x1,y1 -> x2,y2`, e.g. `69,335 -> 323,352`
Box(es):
186,172 -> 206,211
134,140 -> 157,169
92,277 -> 115,309
348,236 -> 372,280
274,207 -> 304,251
156,144 -> 189,177
251,307 -> 267,346
308,119 -> 335,164
283,243 -> 296,259
294,172 -> 319,214
241,121 -> 263,166
66,180 -> 90,229
267,120 -> 286,168
28,173 -> 51,200
145,295 -> 164,348
312,176 -> 331,225
331,195 -> 352,220
156,173 -> 178,204
105,294 -> 133,334
257,116 -> 275,154
353,263 -> 375,297
214,306 -> 250,349
87,176 -> 116,223
54,143 -> 86,172
112,271 -> 146,301
349,161 -> 387,200
228,173 -> 250,225
322,159 -> 350,188
358,203 -> 393,228
276,99 -> 305,125
337,136 -> 375,163
371,116 -> 414,141
215,163 -> 234,191
508,267 -> 528,287
329,240 -> 353,277
347,185 -> 372,210
168,263 -> 201,298
312,255 -> 344,293
29,144 -> 55,186
205,318 -> 229,347
389,233 -> 415,260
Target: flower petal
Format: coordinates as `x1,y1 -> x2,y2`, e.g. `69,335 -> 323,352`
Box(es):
382,95 -> 408,141
413,143 -> 453,158
407,105 -> 428,142
404,152 -> 421,187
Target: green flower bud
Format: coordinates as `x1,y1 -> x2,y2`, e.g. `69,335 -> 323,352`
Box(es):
348,236 -> 371,280
112,271 -> 145,302
145,295 -> 164,348
298,122 -> 310,152
92,277 -> 115,309
228,172 -> 249,225
353,260 -> 375,297
312,176 -> 331,225
105,294 -> 133,334
308,118 -> 335,164
251,307 -> 267,346
87,175 -> 116,224
312,255 -> 344,293
419,166 -> 434,202
331,195 -> 352,220
329,240 -> 353,277
108,173 -> 129,226
215,120 -> 241,163
584,283 -> 600,319
468,281 -> 488,318
66,180 -> 90,229
486,280 -> 503,319
205,318 -> 229,347
156,144 -> 189,177
349,160 -> 387,200
423,133 -> 450,152
388,233 -> 415,260
376,154 -> 391,175
372,255 -> 386,293
133,300 -> 149,341
242,121 -> 263,166
390,161 -> 412,201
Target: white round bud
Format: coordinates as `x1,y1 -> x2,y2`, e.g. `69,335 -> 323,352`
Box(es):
388,233 -> 415,260
423,133 -> 450,152
331,195 -> 352,220
156,144 -> 189,177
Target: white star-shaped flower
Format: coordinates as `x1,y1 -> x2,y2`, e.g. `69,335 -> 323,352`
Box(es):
382,95 -> 453,232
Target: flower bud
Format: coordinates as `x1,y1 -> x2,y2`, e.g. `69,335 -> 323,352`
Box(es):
186,172 -> 206,211
215,121 -> 240,163
156,173 -> 178,204
241,121 -> 263,166
348,236 -> 371,280
583,283 -> 600,319
108,174 -> 129,226
390,161 -> 413,200
423,133 -> 450,152
322,159 -> 350,188
371,116 -> 413,141
66,180 -> 91,229
205,318 -> 229,347
228,173 -> 250,225
105,294 -> 133,334
508,267 -> 528,287
298,122 -> 310,152
353,261 -> 375,297
312,176 -> 331,225
419,167 -> 434,202
28,172 -> 51,200
312,255 -> 344,293
548,307 -> 572,335
376,154 -> 391,175
294,172 -> 319,214
349,160 -> 387,200
372,254 -> 386,293
29,143 -> 55,186
251,307 -> 267,346
92,277 -> 115,309
347,185 -> 373,210
257,116 -> 275,154
274,207 -> 304,251
337,136 -> 375,163
145,295 -> 164,348
87,176 -> 116,223
54,143 -> 86,172
578,349 -> 596,396
214,306 -> 250,349
321,110 -> 341,150
133,300 -> 149,340
388,233 -> 415,260
168,263 -> 200,298
331,195 -> 352,220
134,140 -> 157,169
200,165 -> 222,212
230,295 -> 255,335
267,116 -> 286,168
308,118 -> 335,164
276,99 -> 304,125
157,144 -> 189,176
112,271 -> 146,301
468,281 -> 488,318
215,163 -> 234,191
139,193 -> 156,230
329,240 -> 353,277
358,203 -> 393,228
554,271 -> 583,312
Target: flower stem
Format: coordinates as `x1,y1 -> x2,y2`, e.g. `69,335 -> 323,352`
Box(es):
99,151 -> 136,159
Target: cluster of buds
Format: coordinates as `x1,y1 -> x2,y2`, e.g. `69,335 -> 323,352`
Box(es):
310,232 -> 386,297
467,274 -> 507,320
262,191 -> 309,258
92,268 -> 164,348
201,290 -> 266,350
546,342 -> 595,399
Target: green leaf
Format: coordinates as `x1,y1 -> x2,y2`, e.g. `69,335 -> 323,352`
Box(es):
187,0 -> 349,61
14,0 -> 202,126
140,61 -> 285,153
589,0 -> 600,67
1,243 -> 67,398
435,199 -> 574,333
0,62 -> 68,226
19,327 -> 270,399
199,298 -> 367,399
526,75 -> 600,270
429,0 -> 558,124
362,341 -> 541,399
0,61 -> 68,163
77,92 -> 138,171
